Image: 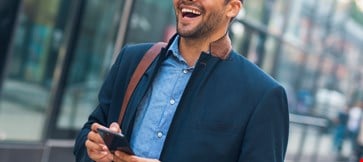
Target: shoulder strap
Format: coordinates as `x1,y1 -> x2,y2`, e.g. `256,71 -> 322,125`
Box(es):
117,42 -> 167,125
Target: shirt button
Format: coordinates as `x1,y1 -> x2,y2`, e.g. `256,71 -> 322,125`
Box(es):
170,99 -> 175,105
157,132 -> 163,138
183,69 -> 188,74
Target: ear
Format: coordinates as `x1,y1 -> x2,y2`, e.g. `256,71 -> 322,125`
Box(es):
226,0 -> 242,19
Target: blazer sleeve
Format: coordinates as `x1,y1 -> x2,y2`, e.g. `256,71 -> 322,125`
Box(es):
238,85 -> 289,162
73,47 -> 126,162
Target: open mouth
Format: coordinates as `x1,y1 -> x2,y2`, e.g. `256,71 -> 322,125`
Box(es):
181,8 -> 202,18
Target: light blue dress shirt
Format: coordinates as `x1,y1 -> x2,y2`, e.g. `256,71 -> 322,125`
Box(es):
130,36 -> 194,159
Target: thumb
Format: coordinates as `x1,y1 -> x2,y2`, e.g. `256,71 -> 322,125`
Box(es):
109,122 -> 121,133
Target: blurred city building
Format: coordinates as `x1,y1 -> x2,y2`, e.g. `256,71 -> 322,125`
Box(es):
0,0 -> 363,161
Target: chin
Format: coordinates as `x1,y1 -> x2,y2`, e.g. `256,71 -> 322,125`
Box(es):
177,31 -> 194,38
177,28 -> 198,38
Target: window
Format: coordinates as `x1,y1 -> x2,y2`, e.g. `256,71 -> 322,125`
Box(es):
0,0 -> 63,141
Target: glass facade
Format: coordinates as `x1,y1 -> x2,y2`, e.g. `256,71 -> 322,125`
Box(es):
0,0 -> 64,141
124,0 -> 175,43
57,0 -> 125,131
0,0 -> 363,161
56,0 -> 175,135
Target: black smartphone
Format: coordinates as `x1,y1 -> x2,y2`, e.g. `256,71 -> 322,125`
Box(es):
97,127 -> 135,155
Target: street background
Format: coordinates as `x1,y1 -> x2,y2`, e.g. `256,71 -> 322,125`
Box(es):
1,0 -> 363,161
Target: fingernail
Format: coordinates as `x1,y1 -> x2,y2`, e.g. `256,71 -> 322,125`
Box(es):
101,151 -> 108,155
115,151 -> 119,156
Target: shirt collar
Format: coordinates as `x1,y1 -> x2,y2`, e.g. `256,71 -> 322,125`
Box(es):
167,35 -> 186,63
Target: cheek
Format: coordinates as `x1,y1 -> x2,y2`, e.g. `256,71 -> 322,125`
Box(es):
173,0 -> 179,7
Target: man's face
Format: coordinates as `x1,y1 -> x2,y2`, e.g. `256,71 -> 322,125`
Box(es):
173,0 -> 230,39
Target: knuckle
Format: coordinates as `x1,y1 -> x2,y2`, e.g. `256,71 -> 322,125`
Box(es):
85,139 -> 90,147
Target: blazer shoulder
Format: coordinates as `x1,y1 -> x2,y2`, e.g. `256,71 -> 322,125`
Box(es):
123,43 -> 155,55
230,51 -> 283,90
114,43 -> 155,65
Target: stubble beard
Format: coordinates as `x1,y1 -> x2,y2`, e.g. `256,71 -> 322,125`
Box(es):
176,11 -> 225,39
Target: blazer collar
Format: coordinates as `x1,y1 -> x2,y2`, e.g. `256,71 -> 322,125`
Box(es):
208,34 -> 232,60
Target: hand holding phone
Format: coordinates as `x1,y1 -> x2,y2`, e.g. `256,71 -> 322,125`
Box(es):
97,127 -> 135,155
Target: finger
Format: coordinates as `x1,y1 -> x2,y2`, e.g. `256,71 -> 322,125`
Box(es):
114,151 -> 129,162
87,130 -> 105,144
85,139 -> 106,151
91,123 -> 106,132
114,151 -> 138,162
86,139 -> 111,161
106,153 -> 114,161
109,122 -> 121,133
88,148 -> 109,161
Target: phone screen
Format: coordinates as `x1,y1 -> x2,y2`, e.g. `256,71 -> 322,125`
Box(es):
97,128 -> 135,155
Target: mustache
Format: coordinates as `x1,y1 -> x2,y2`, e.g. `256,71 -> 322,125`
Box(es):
180,0 -> 196,5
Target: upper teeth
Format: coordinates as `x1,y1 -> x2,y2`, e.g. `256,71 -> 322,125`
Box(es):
182,8 -> 201,15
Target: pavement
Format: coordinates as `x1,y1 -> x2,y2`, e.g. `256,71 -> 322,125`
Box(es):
286,124 -> 354,162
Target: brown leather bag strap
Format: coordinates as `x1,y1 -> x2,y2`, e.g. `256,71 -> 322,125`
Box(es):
117,42 -> 167,125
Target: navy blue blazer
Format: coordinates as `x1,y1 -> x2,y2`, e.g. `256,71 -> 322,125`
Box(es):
74,35 -> 289,162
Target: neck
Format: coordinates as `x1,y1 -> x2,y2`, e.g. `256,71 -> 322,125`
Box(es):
179,32 -> 228,66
